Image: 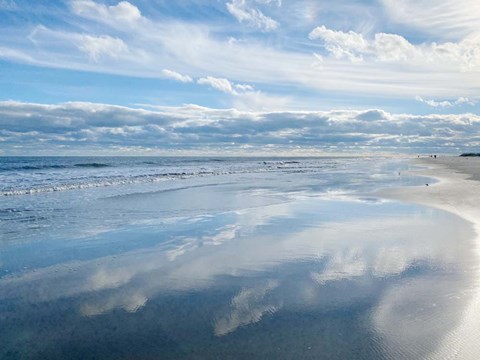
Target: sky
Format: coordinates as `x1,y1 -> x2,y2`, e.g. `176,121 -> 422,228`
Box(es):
0,0 -> 479,155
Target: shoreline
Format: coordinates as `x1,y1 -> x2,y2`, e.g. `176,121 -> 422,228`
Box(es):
379,156 -> 480,359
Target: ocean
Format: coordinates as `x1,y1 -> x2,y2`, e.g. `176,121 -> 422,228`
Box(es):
0,156 -> 477,359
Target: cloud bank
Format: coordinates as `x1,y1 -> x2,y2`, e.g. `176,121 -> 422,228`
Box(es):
1,101 -> 479,155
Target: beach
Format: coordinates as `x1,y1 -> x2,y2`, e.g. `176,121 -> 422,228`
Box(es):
379,156 -> 480,359
1,156 -> 480,359
380,156 -> 480,225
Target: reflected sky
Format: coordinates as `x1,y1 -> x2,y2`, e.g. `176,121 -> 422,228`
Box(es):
0,191 -> 477,359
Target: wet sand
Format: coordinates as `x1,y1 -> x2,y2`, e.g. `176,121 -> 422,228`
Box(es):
379,156 -> 480,359
2,157 -> 480,359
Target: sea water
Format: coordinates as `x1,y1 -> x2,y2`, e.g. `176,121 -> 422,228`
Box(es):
0,157 -> 477,359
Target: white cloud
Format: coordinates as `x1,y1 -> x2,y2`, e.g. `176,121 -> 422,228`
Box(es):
161,69 -> 192,83
198,76 -> 235,94
416,97 -> 455,108
372,33 -> 416,62
381,0 -> 480,39
416,96 -> 477,108
71,0 -> 143,27
197,76 -> 257,97
309,25 -> 480,72
456,97 -> 477,106
226,0 -> 279,31
309,25 -> 369,62
196,76 -> 284,111
234,83 -> 254,92
309,26 -> 415,63
77,34 -> 128,62
26,25 -> 133,64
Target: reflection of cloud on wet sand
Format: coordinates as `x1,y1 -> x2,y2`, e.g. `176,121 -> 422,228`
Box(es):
214,280 -> 280,336
81,291 -> 148,316
310,248 -> 366,284
0,198 -> 477,346
0,210 -> 472,307
165,237 -> 199,261
372,275 -> 474,359
203,224 -> 239,246
166,224 -> 241,262
88,267 -> 135,291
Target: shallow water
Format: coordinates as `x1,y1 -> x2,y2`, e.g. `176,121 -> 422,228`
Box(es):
0,157 -> 477,359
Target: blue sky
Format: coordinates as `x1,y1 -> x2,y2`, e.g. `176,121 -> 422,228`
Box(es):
1,0 -> 480,155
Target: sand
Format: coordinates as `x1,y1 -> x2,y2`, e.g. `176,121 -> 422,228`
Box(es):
379,156 -> 480,360
380,156 -> 480,226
